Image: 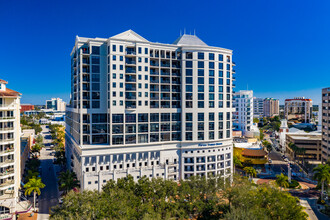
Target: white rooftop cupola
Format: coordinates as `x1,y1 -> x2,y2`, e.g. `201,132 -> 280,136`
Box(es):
0,79 -> 7,91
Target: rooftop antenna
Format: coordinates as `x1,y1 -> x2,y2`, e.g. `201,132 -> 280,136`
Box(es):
247,84 -> 248,90
180,30 -> 182,36
184,28 -> 186,35
194,29 -> 196,35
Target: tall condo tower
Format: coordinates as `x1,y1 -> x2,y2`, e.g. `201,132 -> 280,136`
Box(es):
66,30 -> 235,191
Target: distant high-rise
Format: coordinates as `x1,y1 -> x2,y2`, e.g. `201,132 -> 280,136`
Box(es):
253,97 -> 264,119
285,97 -> 312,123
263,98 -> 279,117
65,30 -> 235,191
46,98 -> 66,111
321,88 -> 330,162
0,79 -> 21,217
233,90 -> 253,133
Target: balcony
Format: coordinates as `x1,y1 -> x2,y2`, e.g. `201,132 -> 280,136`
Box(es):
126,50 -> 136,55
150,70 -> 159,75
0,117 -> 15,121
0,168 -> 14,177
0,127 -> 14,132
0,180 -> 14,189
125,76 -> 136,83
125,59 -> 136,65
0,139 -> 14,143
0,148 -> 14,156
150,61 -> 159,67
0,159 -> 14,167
125,67 -> 136,74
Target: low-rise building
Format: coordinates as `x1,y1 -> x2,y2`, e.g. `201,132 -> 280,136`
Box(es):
234,139 -> 267,165
286,133 -> 322,163
20,104 -> 34,113
20,129 -> 35,179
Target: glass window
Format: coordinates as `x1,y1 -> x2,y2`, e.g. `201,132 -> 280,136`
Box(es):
92,46 -> 100,55
92,56 -> 100,64
198,61 -> 204,68
198,85 -> 204,92
112,45 -> 116,52
186,113 -> 193,121
209,86 -> 214,92
150,133 -> 159,142
92,101 -> 100,108
112,125 -> 123,134
198,132 -> 204,140
125,134 -> 136,144
112,114 -> 123,123
112,135 -> 123,145
150,123 -> 159,132
120,45 -> 123,52
198,52 -> 204,59
198,77 -> 204,84
198,113 -> 204,121
198,69 -> 204,76
186,61 -> 193,68
138,113 -> 148,122
219,63 -> 223,69
219,112 -> 223,120
209,53 -> 214,60
209,62 -> 214,69
219,54 -> 223,61
186,69 -> 193,76
186,77 -> 193,84
198,101 -> 204,108
209,113 -> 215,121
198,93 -> 204,100
161,113 -> 170,122
150,113 -> 159,122
138,134 -> 148,143
186,85 -> 193,92
145,48 -> 148,54
186,132 -> 193,140
125,124 -> 136,133
186,122 -> 193,131
125,114 -> 136,123
92,65 -> 100,73
138,124 -> 148,132
209,78 -> 214,85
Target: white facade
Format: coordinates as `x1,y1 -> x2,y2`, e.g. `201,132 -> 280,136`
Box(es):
46,98 -> 66,111
253,97 -> 264,119
233,90 -> 253,134
0,80 -> 21,218
65,30 -> 235,191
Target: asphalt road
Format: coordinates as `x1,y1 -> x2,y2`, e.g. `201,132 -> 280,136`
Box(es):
37,125 -> 59,220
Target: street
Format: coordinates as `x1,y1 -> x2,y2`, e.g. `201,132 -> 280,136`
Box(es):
37,125 -> 59,220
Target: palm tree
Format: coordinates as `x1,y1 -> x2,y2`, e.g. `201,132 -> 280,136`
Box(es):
233,155 -> 242,174
288,142 -> 297,162
58,170 -> 80,194
313,164 -> 330,200
24,177 -> 45,210
276,173 -> 289,190
243,167 -> 257,181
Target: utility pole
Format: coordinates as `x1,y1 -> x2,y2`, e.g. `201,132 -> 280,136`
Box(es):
288,163 -> 291,183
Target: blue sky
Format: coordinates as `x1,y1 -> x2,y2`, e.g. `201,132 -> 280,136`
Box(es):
0,0 -> 329,105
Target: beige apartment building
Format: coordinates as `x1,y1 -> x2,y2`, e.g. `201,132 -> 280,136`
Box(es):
263,98 -> 279,117
321,88 -> 330,162
285,97 -> 313,123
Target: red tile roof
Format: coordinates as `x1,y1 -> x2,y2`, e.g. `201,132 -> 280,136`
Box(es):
0,88 -> 21,97
242,148 -> 267,157
285,98 -> 312,101
0,79 -> 8,84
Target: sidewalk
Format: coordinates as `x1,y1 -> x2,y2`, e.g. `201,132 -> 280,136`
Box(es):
300,198 -> 318,220
18,212 -> 38,220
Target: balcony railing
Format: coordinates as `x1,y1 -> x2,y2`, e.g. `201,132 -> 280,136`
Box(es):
0,117 -> 15,120
0,169 -> 14,177
0,139 -> 14,143
0,149 -> 14,155
0,180 -> 14,187
0,127 -> 14,131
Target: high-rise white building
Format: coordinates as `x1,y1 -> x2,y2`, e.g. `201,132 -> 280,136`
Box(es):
233,90 -> 253,133
0,79 -> 21,218
65,30 -> 235,191
253,97 -> 264,119
46,98 -> 66,111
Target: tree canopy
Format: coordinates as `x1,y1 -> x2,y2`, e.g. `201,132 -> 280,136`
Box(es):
50,175 -> 307,220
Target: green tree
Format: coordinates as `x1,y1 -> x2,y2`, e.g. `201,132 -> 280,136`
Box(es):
35,134 -> 44,144
253,118 -> 259,124
276,173 -> 289,190
243,167 -> 257,181
58,171 -> 80,194
24,177 -> 45,210
313,164 -> 330,200
25,170 -> 39,182
31,143 -> 43,156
